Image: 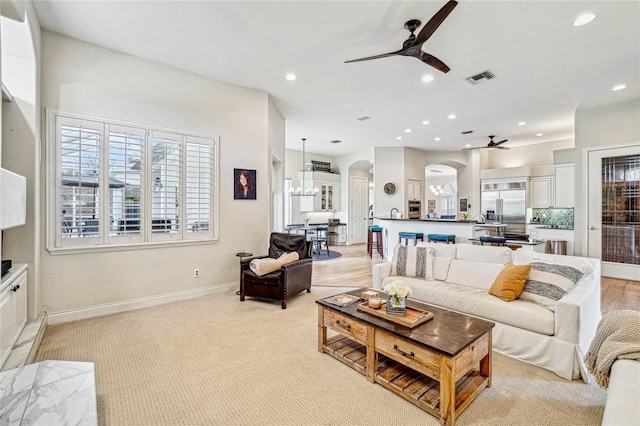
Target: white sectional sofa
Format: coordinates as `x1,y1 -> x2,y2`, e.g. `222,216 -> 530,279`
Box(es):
372,242 -> 602,382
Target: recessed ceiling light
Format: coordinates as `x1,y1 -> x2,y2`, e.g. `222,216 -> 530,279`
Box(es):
573,13 -> 596,27
612,84 -> 627,91
422,75 -> 434,82
422,120 -> 430,125
434,137 -> 441,141
396,136 -> 402,140
536,133 -> 543,137
465,144 -> 471,148
404,128 -> 411,133
448,114 -> 456,119
518,121 -> 527,126
285,73 -> 296,81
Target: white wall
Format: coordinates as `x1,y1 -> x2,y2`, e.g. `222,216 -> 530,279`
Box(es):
573,99 -> 640,256
1,2 -> 41,320
486,139 -> 574,169
373,147 -> 405,217
37,32 -> 279,317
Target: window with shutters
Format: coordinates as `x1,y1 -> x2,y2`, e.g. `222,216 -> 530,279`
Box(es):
47,109 -> 218,253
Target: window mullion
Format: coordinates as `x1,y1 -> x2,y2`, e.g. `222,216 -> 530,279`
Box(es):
99,122 -> 108,244
180,135 -> 187,240
143,129 -> 153,242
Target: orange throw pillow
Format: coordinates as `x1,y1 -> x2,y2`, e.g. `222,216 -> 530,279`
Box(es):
488,264 -> 532,302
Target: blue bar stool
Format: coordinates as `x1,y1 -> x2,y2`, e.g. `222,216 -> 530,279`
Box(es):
427,234 -> 456,244
368,226 -> 383,258
398,232 -> 424,246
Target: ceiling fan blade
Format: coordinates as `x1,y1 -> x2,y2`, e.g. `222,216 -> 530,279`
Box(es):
415,0 -> 458,45
495,146 -> 510,150
345,50 -> 402,63
494,139 -> 508,145
418,52 -> 450,73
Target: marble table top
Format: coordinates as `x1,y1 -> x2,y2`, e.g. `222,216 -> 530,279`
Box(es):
0,360 -> 97,425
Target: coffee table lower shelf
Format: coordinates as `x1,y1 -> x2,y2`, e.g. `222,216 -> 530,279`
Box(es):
322,335 -> 489,419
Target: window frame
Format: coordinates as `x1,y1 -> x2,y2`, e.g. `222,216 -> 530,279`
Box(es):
46,109 -> 219,255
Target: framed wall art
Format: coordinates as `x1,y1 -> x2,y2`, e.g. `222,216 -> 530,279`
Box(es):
459,197 -> 468,213
234,168 -> 256,200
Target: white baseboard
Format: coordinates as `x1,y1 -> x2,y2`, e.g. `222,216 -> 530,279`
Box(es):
47,282 -> 237,325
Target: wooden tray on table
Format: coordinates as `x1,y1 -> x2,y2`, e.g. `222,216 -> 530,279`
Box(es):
357,301 -> 433,328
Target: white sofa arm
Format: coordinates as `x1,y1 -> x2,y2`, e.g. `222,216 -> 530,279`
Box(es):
372,262 -> 392,290
554,262 -> 602,352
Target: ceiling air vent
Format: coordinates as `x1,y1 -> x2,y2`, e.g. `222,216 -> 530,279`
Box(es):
465,70 -> 495,85
357,116 -> 371,121
330,140 -> 342,144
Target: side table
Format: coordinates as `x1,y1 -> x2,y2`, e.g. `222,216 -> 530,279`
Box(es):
236,252 -> 253,295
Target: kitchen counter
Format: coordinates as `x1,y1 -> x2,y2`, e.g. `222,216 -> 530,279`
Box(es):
468,238 -> 546,252
374,218 -> 484,259
528,223 -> 574,230
373,217 -> 476,223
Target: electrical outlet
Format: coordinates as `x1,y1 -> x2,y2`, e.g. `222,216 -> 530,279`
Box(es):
194,268 -> 200,278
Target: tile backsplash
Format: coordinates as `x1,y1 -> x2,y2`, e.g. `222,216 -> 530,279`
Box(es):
532,208 -> 574,228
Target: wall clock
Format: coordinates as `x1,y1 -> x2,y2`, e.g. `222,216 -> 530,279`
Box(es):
384,182 -> 396,195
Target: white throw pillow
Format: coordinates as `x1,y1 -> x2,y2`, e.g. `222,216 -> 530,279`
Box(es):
249,252 -> 299,276
391,244 -> 435,280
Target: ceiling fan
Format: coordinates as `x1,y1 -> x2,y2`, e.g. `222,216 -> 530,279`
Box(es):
344,0 -> 458,73
463,135 -> 510,151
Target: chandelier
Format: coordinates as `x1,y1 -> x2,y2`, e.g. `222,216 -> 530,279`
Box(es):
429,170 -> 444,196
290,138 -> 319,197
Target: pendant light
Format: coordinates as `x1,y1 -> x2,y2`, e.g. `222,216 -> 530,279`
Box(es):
290,138 -> 319,196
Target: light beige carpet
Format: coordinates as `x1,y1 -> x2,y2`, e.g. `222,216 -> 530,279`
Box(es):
36,289 -> 606,425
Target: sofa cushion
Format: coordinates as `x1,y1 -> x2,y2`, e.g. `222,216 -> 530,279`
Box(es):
434,256 -> 453,281
391,244 -> 435,280
455,243 -> 512,264
446,259 -> 504,290
382,276 -> 554,335
519,261 -> 585,311
489,264 -> 532,301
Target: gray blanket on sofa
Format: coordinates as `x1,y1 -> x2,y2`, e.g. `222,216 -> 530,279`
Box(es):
584,310 -> 640,388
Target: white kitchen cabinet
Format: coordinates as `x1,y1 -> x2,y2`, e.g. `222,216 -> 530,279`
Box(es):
329,224 -> 347,245
530,176 -> 554,208
407,179 -> 422,201
554,164 -> 575,208
298,171 -> 341,212
0,264 -> 28,368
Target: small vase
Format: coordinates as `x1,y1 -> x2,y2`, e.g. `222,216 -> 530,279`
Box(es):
387,294 -> 406,315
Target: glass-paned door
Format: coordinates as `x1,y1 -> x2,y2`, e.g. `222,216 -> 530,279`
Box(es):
588,145 -> 640,280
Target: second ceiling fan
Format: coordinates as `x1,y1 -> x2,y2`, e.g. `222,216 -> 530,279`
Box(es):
463,136 -> 510,151
345,0 -> 458,73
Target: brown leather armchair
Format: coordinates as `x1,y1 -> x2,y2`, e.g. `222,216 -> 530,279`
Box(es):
240,232 -> 313,309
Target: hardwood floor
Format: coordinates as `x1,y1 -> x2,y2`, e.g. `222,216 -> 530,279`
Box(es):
312,243 -> 640,314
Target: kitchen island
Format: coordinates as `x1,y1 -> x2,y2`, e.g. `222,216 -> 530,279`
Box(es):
375,218 -> 547,259
374,218 -> 484,260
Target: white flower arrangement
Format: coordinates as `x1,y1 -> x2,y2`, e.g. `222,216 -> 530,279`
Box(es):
383,280 -> 412,298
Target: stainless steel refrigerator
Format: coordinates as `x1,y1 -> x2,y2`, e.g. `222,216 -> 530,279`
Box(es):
481,181 -> 527,235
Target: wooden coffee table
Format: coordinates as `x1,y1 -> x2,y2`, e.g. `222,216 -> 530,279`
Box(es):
317,289 -> 494,426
